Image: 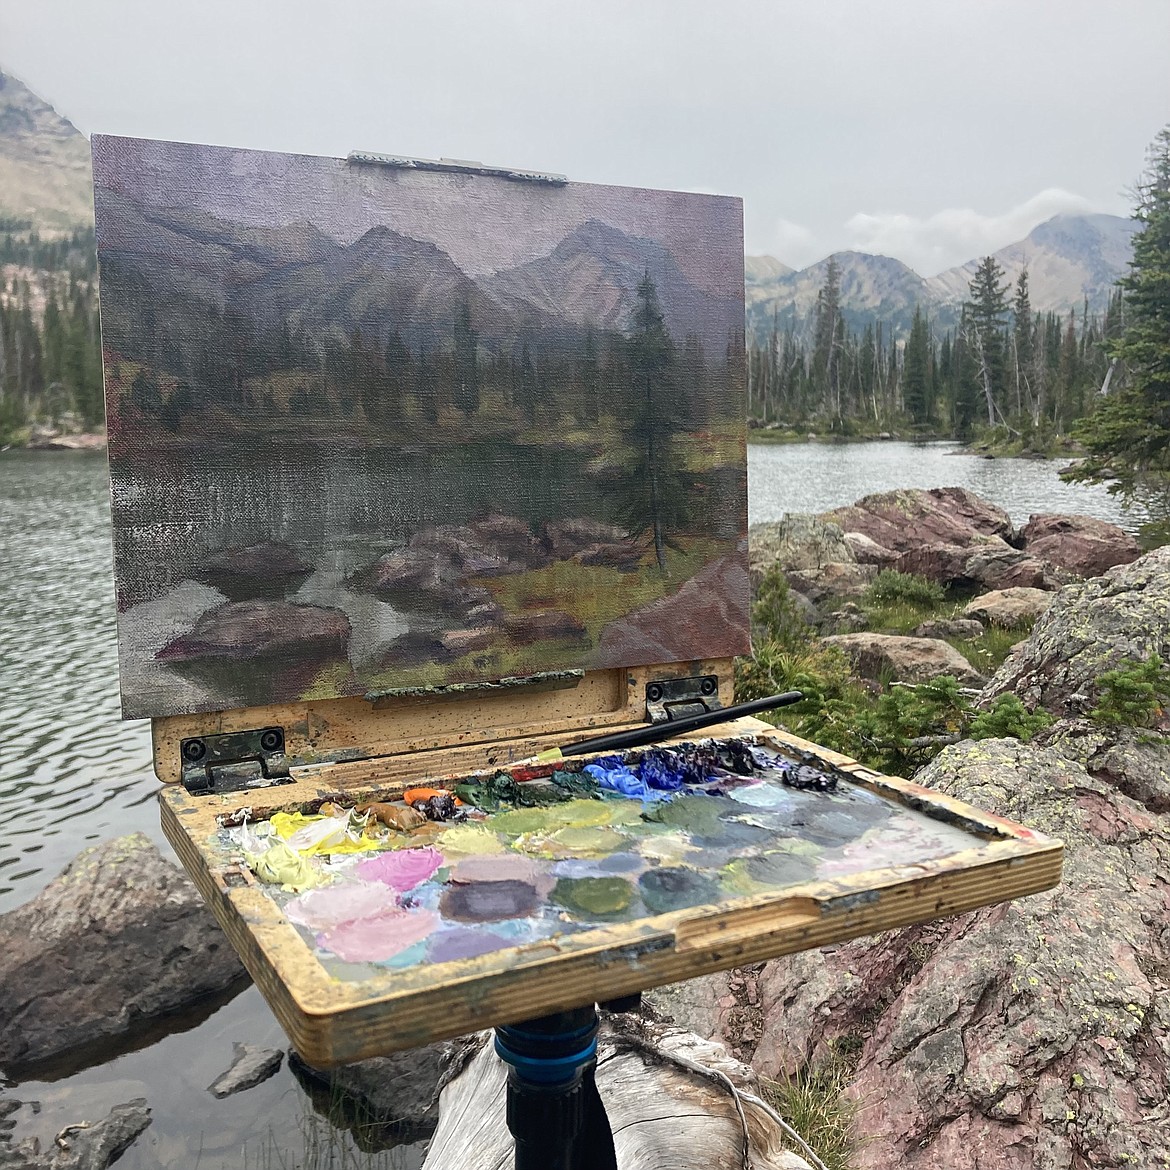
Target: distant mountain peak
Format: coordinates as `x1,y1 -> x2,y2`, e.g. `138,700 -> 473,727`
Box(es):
0,68 -> 93,232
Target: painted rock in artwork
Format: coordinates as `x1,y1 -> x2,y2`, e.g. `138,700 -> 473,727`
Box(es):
157,599 -> 350,662
541,517 -> 630,560
198,540 -> 313,600
503,609 -> 587,645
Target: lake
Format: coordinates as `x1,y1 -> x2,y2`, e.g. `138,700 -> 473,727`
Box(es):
0,439 -> 1144,1166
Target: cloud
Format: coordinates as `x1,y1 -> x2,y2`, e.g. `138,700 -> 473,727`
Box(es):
844,188 -> 1097,275
770,217 -> 821,269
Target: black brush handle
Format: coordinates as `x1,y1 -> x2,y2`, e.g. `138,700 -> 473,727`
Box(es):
559,690 -> 805,758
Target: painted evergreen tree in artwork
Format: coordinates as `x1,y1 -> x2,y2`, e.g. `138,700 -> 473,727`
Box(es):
1071,125 -> 1170,498
619,272 -> 689,572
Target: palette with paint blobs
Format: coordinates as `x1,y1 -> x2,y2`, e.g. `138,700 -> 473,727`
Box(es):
158,704 -> 1061,1067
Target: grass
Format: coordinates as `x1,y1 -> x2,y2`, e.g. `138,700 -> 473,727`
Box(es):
761,1052 -> 860,1170
947,623 -> 1032,675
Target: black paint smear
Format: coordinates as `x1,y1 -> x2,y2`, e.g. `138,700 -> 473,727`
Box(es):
440,880 -> 541,923
639,867 -> 721,914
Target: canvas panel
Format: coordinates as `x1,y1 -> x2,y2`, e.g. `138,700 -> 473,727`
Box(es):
93,136 -> 749,721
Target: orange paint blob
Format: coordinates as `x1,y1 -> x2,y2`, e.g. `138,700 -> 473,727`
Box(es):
403,787 -> 463,806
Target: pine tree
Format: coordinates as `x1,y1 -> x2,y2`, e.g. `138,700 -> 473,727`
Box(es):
903,306 -> 931,425
618,272 -> 688,571
964,256 -> 1010,428
812,257 -> 842,424
1072,126 -> 1170,497
1011,269 -> 1036,423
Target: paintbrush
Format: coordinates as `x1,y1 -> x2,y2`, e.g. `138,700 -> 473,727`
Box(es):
528,690 -> 805,764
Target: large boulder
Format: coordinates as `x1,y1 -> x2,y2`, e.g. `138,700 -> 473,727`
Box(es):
0,835 -> 247,1072
820,632 -> 985,686
982,546 -> 1170,716
1019,513 -> 1140,578
1,1099 -> 152,1170
738,735 -> 1170,1170
822,487 -> 1012,556
963,587 -> 1054,629
961,546 -> 1070,592
156,599 -> 350,663
748,514 -> 854,575
784,562 -> 876,605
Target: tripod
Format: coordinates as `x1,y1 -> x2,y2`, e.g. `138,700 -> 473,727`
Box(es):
494,996 -> 639,1170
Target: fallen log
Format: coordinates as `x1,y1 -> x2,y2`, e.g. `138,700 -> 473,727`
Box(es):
421,1015 -> 816,1170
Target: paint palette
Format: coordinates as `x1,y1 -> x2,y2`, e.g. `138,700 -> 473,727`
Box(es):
159,715 -> 1061,1066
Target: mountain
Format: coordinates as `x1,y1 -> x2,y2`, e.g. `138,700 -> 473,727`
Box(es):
0,71 -> 92,232
746,249 -> 938,342
927,213 -> 1138,315
745,212 -> 1136,344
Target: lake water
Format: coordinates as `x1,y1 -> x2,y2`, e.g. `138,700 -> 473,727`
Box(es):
0,440 -> 1145,1165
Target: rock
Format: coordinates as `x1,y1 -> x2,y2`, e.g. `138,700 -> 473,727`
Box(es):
156,599 -> 350,662
822,487 -> 1012,556
1019,513 -> 1140,578
982,546 -> 1170,717
742,736 -> 1170,1169
6,1099 -> 152,1170
438,627 -> 496,656
542,518 -> 628,560
411,525 -> 535,577
467,514 -> 549,568
961,546 -> 1068,592
503,609 -> 586,645
784,561 -> 876,605
912,618 -> 985,640
748,514 -> 854,574
354,546 -> 454,594
843,531 -> 900,567
896,541 -> 995,585
571,540 -> 645,569
822,602 -> 867,634
821,633 -> 985,686
289,1041 -> 454,1142
0,834 -> 247,1072
378,630 -> 456,668
963,587 -> 1054,629
595,553 -> 751,665
207,1043 -> 283,1098
199,541 -> 312,600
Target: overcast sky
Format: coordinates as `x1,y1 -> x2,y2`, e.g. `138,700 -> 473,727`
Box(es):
3,0 -> 1168,275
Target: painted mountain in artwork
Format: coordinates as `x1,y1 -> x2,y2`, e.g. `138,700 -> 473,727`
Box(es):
484,218 -> 739,351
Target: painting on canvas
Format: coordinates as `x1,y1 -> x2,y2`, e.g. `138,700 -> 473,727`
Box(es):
93,136 -> 749,720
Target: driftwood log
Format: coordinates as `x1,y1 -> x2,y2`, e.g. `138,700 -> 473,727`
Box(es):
422,1015 -> 815,1170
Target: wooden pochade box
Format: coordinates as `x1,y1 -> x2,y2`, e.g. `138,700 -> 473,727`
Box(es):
152,676 -> 1060,1068
94,135 -> 1062,1069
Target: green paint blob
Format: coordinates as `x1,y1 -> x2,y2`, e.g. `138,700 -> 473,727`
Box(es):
639,866 -> 721,913
552,876 -> 634,918
645,795 -> 725,836
516,826 -> 627,858
721,851 -> 817,895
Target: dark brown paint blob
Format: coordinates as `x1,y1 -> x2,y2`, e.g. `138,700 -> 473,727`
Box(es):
440,879 -> 541,923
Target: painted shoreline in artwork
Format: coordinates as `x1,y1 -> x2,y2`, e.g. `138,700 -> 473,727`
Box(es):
209,736 -> 986,983
93,136 -> 750,720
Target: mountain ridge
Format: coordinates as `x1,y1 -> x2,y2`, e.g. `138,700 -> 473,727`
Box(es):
746,211 -> 1136,343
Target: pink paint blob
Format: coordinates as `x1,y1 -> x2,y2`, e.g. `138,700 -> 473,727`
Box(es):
318,908 -> 439,963
356,846 -> 444,891
284,881 -> 394,931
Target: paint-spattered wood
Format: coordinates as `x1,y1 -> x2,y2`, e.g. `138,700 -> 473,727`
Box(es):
151,659 -> 735,784
158,715 -> 1062,1068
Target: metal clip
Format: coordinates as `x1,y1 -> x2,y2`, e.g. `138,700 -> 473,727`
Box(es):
347,151 -> 567,185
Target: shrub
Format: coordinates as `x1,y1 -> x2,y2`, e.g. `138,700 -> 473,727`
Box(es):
1089,653 -> 1170,729
751,561 -> 812,652
969,694 -> 1053,742
863,569 -> 944,609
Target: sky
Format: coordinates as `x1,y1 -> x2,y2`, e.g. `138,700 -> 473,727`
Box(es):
3,0 -> 1168,275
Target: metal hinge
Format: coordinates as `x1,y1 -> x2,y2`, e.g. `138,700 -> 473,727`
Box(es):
645,675 -> 721,725
180,727 -> 292,796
